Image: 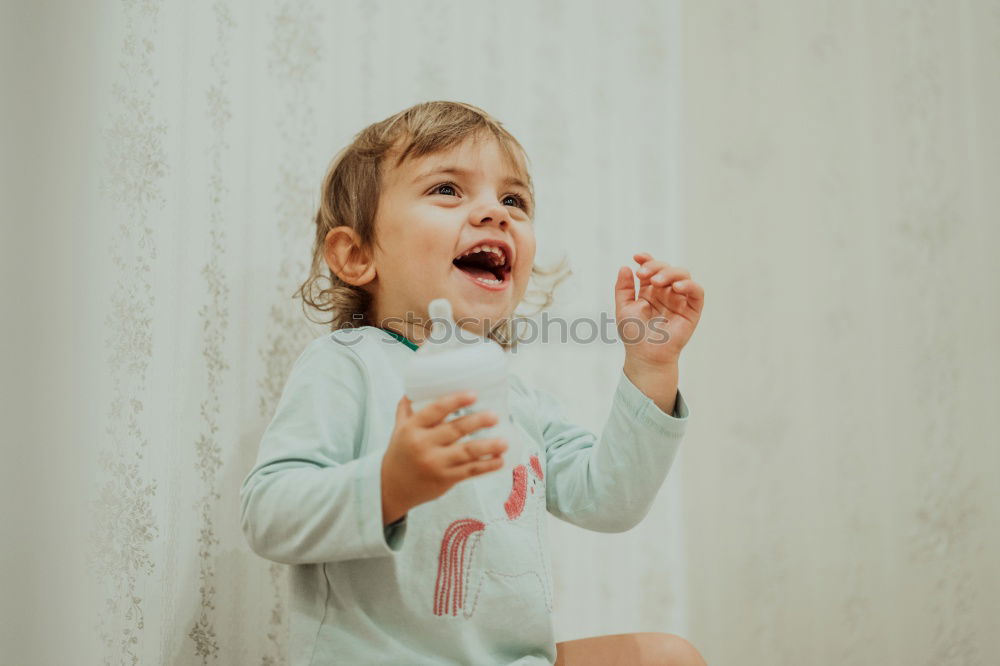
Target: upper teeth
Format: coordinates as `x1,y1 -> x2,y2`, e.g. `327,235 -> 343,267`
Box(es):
458,244 -> 507,266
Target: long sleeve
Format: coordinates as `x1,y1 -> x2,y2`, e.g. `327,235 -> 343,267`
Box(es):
533,368 -> 691,533
239,337 -> 407,565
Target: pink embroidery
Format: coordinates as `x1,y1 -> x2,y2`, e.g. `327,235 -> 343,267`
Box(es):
505,465 -> 528,519
434,518 -> 485,616
529,454 -> 543,480
432,452 -> 553,619
504,456 -> 544,520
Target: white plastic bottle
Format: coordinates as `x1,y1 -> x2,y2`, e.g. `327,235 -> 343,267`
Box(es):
402,298 -> 520,476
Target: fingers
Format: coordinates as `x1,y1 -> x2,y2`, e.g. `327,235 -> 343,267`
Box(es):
406,390 -> 501,446
628,259 -> 704,327
451,454 -> 506,479
441,436 -> 509,470
643,271 -> 704,318
614,266 -> 636,313
675,279 -> 705,310
651,271 -> 691,289
396,394 -> 413,422
410,390 -> 478,428
633,254 -> 691,291
632,255 -> 700,311
427,408 -> 499,446
638,262 -> 690,287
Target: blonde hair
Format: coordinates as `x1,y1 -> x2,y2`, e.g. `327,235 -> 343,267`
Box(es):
294,100 -> 570,350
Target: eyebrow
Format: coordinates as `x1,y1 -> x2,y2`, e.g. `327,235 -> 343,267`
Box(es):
412,166 -> 530,192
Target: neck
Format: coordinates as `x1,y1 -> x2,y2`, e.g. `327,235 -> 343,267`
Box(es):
374,315 -> 496,347
379,320 -> 433,346
369,299 -> 508,346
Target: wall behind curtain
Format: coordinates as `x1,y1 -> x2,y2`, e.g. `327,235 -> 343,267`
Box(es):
4,0 -> 686,664
679,1 -> 1000,665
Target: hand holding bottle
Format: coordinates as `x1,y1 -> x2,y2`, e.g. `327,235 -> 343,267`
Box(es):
380,390 -> 508,526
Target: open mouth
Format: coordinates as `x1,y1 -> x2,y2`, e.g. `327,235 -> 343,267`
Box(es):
452,242 -> 512,288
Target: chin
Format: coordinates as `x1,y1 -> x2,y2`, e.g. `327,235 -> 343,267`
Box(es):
454,300 -> 509,319
451,300 -> 512,330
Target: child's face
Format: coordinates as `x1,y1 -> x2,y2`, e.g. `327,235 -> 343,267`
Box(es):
369,133 -> 536,338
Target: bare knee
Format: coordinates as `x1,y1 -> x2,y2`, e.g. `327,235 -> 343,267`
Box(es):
644,633 -> 707,666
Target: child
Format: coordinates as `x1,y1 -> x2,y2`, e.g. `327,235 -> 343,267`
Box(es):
240,101 -> 706,665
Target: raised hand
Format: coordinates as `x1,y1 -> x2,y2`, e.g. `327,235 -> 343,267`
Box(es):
614,252 -> 704,367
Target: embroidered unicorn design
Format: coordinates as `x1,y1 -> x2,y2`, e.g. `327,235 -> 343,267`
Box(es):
433,454 -> 550,617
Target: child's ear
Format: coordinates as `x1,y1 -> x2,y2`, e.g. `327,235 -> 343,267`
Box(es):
324,227 -> 376,286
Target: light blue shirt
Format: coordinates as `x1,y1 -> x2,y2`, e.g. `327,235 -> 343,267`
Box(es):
240,326 -> 690,665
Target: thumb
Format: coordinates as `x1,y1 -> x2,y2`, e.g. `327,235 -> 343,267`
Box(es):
614,266 -> 636,314
396,394 -> 413,422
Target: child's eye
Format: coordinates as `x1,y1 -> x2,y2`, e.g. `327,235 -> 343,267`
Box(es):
502,193 -> 528,210
432,182 -> 459,197
430,182 -> 530,214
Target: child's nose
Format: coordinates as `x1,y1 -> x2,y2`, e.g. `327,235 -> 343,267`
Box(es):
476,217 -> 506,229
470,205 -> 509,229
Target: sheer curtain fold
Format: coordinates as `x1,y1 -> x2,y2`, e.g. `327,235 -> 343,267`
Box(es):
54,1 -> 688,664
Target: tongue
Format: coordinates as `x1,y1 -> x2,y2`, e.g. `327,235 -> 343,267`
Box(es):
456,265 -> 496,280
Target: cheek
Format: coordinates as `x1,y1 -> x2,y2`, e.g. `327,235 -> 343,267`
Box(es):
390,230 -> 447,269
517,236 -> 537,278
375,204 -> 451,266
412,236 -> 443,261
